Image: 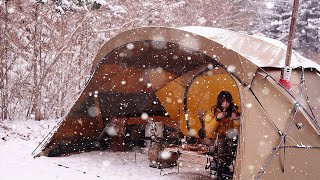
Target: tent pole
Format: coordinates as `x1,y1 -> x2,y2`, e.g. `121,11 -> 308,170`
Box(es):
279,0 -> 300,90
183,67 -> 209,140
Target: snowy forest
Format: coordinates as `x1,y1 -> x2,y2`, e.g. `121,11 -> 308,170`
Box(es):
1,1 -> 320,180
0,0 -> 319,121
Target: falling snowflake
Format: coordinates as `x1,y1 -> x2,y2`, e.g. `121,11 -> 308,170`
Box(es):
247,72 -> 254,78
156,67 -> 163,73
246,103 -> 253,108
226,128 -> 238,140
139,78 -> 144,82
160,150 -> 172,160
207,71 -> 213,76
141,112 -> 148,120
173,55 -> 178,60
8,6 -> 15,14
106,126 -> 118,136
188,129 -> 197,136
93,141 -> 101,147
88,106 -> 97,117
197,17 -> 207,24
266,2 -> 274,9
119,52 -> 125,57
179,36 -> 199,51
126,43 -> 134,50
177,99 -> 183,103
166,97 -> 172,103
262,87 -> 270,95
151,36 -> 166,49
207,63 -> 214,69
121,80 -> 126,85
248,165 -> 255,171
147,83 -> 152,88
227,65 -> 236,73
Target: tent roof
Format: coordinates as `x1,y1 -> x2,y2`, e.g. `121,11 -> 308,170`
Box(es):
93,26 -> 320,75
179,26 -> 320,70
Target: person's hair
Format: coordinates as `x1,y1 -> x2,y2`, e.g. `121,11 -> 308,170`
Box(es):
215,91 -> 236,117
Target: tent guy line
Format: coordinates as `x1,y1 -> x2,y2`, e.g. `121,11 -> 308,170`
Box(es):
259,67 -> 320,134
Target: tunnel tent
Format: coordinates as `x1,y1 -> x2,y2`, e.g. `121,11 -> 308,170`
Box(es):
34,26 -> 320,179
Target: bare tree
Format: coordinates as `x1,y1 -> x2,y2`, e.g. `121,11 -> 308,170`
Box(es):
0,0 -> 9,121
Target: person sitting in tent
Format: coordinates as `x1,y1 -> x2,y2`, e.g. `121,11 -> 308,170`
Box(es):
198,91 -> 240,177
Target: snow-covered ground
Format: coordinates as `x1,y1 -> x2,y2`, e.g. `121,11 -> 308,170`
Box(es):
0,119 -> 213,180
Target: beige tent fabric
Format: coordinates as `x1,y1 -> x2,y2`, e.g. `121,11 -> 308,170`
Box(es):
235,70 -> 320,179
179,26 -> 320,71
235,77 -> 280,179
234,67 -> 319,179
92,27 -> 258,85
34,27 -> 319,180
265,69 -> 320,134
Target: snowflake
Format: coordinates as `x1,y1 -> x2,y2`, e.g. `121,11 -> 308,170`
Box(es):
160,150 -> 172,160
227,65 -> 236,73
197,17 -> 207,24
156,67 -> 163,73
248,165 -> 255,171
207,63 -> 214,69
179,36 -> 199,51
141,112 -> 148,120
166,97 -> 172,103
151,36 -> 166,49
246,103 -> 253,108
126,43 -> 134,50
106,126 -> 118,136
121,80 -> 126,85
266,2 -> 274,9
262,87 -> 270,95
88,106 -> 97,117
188,129 -> 197,136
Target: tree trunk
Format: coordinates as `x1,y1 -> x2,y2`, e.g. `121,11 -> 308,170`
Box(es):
0,0 -> 9,121
30,3 -> 43,121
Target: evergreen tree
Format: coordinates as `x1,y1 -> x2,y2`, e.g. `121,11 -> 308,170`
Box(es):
262,0 -> 292,41
297,0 -> 320,52
261,0 -> 320,56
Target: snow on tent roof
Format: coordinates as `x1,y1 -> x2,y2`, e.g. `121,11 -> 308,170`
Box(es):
179,26 -> 320,71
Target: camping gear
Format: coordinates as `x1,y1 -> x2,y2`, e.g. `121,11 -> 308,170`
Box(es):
148,141 -> 179,169
33,26 -> 320,179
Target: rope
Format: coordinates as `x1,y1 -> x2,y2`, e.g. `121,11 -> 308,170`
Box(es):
258,67 -> 320,134
276,145 -> 320,149
255,103 -> 299,180
248,88 -> 282,135
299,67 -> 317,121
31,117 -> 65,156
